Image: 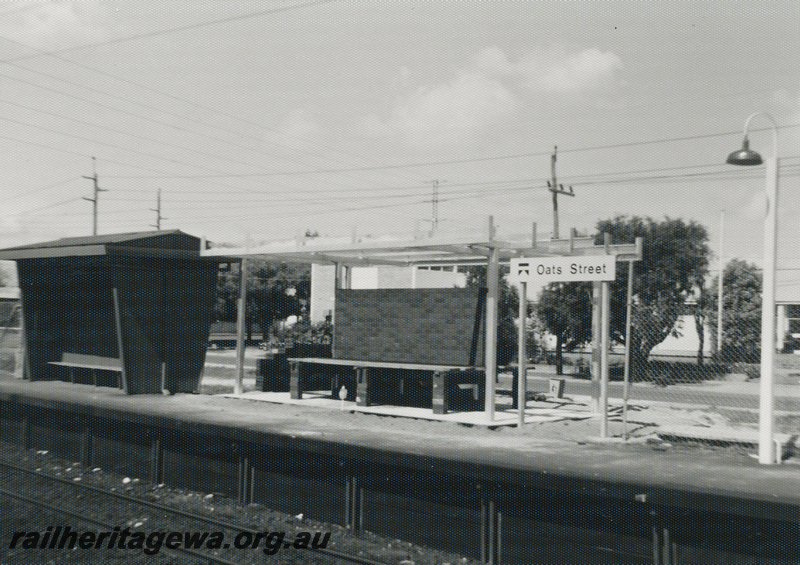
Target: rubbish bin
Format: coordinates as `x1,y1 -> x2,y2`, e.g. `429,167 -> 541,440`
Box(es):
549,378 -> 565,399
257,351 -> 290,392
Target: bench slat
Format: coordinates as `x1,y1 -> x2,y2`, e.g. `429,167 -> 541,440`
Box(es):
287,357 -> 479,372
49,353 -> 122,372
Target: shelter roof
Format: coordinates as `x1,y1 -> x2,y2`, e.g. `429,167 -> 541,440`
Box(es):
0,230 -> 203,261
202,233 -> 641,268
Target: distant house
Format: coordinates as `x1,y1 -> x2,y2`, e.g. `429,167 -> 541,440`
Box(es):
0,286 -> 20,310
0,287 -> 21,329
0,287 -> 22,378
777,271 -> 800,353
310,264 -> 466,324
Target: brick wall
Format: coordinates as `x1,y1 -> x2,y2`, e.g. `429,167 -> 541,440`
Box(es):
333,287 -> 486,366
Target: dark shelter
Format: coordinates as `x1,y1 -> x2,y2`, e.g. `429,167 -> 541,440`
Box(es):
0,231 -> 222,394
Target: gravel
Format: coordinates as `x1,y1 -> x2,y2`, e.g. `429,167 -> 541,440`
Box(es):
0,443 -> 479,565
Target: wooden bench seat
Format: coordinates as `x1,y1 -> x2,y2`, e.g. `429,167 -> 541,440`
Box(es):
49,353 -> 123,388
287,357 -> 484,414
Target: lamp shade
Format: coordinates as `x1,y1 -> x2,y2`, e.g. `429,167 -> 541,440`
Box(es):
726,137 -> 763,166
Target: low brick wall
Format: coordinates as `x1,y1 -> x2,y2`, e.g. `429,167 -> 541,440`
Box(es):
333,288 -> 485,366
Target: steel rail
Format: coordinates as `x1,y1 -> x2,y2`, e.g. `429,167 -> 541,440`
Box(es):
0,460 -> 389,565
0,485 -> 242,565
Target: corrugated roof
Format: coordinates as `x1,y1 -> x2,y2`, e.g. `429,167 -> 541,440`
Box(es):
0,230 -> 203,260
0,230 -> 187,250
203,233 -> 642,267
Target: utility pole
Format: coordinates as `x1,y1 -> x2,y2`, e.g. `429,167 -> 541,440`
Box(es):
546,146 -> 574,239
82,156 -> 106,236
150,189 -> 166,230
431,179 -> 439,235
425,179 -> 445,237
717,210 -> 725,355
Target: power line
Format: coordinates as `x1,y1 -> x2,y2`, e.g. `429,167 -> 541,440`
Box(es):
103,124 -> 800,179
2,1 -> 339,63
0,5 -> 423,190
4,23 -> 797,201
2,3 -> 798,232
0,65 -> 423,195
6,176 -> 82,202
16,164 -> 800,222
0,95 -> 283,176
0,63 -> 406,186
0,111 -> 392,201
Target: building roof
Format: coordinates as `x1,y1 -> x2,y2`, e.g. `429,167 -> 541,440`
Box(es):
203,232 -> 642,268
777,272 -> 800,305
0,230 -> 203,261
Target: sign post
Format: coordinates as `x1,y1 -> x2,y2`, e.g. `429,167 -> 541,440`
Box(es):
511,255 -> 616,436
510,256 -> 616,285
517,280 -> 527,427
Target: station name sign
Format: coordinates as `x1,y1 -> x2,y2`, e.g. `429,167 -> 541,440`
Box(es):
510,256 -> 616,284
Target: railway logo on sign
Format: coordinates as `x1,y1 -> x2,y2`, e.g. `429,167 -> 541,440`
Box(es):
510,256 -> 616,284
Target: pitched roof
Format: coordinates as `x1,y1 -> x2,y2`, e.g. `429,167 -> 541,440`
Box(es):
0,230 -> 202,260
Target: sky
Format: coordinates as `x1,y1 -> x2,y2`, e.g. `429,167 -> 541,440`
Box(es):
1,1 -> 799,285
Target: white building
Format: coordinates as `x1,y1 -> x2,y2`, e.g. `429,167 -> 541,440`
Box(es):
309,264 -> 466,323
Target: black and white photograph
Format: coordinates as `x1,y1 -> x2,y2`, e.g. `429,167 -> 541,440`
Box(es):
1,1 -> 799,563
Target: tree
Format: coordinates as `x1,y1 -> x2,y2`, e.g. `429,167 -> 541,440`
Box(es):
214,259 -> 310,341
536,282 -> 592,374
597,216 -> 710,379
213,267 -> 239,323
464,265 -> 518,366
247,260 -> 310,340
704,259 -> 761,363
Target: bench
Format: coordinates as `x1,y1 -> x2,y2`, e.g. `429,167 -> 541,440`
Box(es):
287,357 -> 484,414
48,353 -> 123,388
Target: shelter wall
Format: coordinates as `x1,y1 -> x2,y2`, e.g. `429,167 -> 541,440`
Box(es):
17,256 -> 216,394
333,287 -> 485,366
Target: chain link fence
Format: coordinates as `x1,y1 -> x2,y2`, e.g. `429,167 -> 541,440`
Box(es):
0,293 -> 23,380
529,299 -> 800,455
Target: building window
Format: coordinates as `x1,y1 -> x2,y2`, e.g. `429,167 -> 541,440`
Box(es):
787,305 -> 800,336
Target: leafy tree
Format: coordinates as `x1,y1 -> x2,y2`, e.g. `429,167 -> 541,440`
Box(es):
213,268 -> 239,323
535,217 -> 710,378
704,259 -> 761,363
247,260 -> 310,340
214,259 -> 310,341
536,282 -> 592,374
465,265 -> 518,366
596,216 -> 710,379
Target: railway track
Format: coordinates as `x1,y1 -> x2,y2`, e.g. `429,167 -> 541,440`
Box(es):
0,460 -> 389,565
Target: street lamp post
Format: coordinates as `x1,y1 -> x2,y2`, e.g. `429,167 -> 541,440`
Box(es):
726,112 -> 779,464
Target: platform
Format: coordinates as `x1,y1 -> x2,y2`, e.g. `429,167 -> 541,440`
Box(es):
223,390 -> 594,426
2,376 -> 799,506
2,375 -> 800,562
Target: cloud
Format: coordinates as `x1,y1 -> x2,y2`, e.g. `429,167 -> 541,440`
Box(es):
3,2 -> 111,50
362,70 -> 515,149
361,45 -> 622,149
262,108 -> 329,161
277,108 -> 325,145
0,211 -> 22,239
476,45 -> 624,93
